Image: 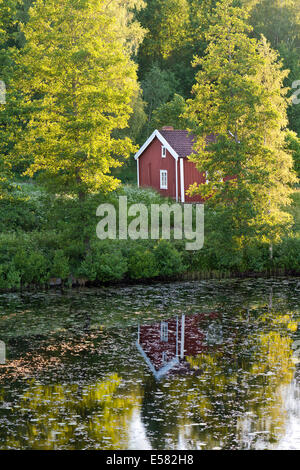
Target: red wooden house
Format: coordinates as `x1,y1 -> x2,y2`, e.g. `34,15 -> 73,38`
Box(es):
136,313 -> 223,380
135,126 -> 212,203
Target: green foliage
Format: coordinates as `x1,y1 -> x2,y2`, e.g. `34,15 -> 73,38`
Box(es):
0,0 -> 14,197
154,240 -> 185,277
0,263 -> 21,290
290,190 -> 300,234
126,89 -> 148,142
137,0 -> 216,97
50,250 -> 70,280
0,184 -> 299,290
150,94 -> 193,131
0,0 -> 34,191
278,44 -> 300,136
185,0 -> 296,248
14,249 -> 49,286
127,246 -> 159,279
273,237 -> 300,272
0,229 -> 66,289
141,64 -> 179,134
78,240 -> 127,283
0,0 -> 300,289
136,0 -> 300,134
242,243 -> 270,273
137,0 -> 190,61
10,0 -> 140,198
5,263 -> 21,289
103,0 -> 146,57
0,185 -> 44,232
285,130 -> 300,179
121,185 -> 168,206
248,0 -> 300,50
112,88 -> 147,182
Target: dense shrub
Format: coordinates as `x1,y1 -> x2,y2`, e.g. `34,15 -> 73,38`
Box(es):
242,244 -> 270,273
50,250 -> 70,280
0,185 -> 45,233
0,263 -> 21,290
154,240 -> 186,277
78,241 -> 127,283
273,237 -> 300,271
14,250 -> 49,286
128,248 -> 159,280
0,184 -> 299,290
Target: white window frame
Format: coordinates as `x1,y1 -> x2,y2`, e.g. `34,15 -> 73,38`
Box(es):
160,170 -> 168,190
162,351 -> 168,364
162,146 -> 167,158
161,322 -> 168,342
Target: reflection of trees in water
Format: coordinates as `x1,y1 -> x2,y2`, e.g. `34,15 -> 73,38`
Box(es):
141,311 -> 298,450
141,376 -> 182,450
68,302 -> 91,334
3,374 -> 141,450
1,303 -> 298,450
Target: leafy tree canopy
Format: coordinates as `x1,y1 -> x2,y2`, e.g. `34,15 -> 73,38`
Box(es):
185,0 -> 297,247
9,0 -> 141,199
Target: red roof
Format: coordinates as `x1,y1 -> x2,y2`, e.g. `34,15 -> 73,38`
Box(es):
160,129 -> 216,158
160,130 -> 195,158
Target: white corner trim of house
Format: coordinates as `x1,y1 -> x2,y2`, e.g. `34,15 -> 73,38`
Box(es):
134,130 -> 179,161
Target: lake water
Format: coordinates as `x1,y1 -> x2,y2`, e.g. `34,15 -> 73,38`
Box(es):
0,278 -> 299,450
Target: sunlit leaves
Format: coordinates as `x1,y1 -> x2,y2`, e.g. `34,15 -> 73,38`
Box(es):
185,0 -> 297,247
10,0 -> 140,198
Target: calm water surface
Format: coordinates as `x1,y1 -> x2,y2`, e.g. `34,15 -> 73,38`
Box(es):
0,278 -> 299,450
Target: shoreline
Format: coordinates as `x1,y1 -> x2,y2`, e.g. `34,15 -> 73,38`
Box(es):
0,270 -> 299,294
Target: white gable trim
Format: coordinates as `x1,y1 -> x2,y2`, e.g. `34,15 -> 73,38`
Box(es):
134,129 -> 179,161
180,158 -> 185,203
136,341 -> 179,381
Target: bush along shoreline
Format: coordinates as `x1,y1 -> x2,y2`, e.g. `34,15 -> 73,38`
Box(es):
0,185 -> 299,292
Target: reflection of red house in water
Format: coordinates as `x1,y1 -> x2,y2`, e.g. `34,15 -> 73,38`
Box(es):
136,313 -> 223,380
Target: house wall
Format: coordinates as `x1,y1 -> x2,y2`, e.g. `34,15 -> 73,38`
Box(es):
183,159 -> 206,204
138,137 -> 177,199
138,135 -> 208,203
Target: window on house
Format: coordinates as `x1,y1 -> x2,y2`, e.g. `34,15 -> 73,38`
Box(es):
161,322 -> 168,342
162,146 -> 166,158
160,170 -> 168,190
